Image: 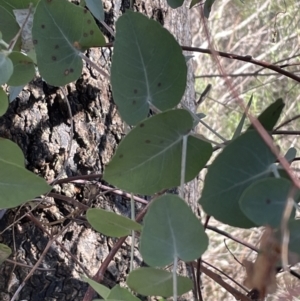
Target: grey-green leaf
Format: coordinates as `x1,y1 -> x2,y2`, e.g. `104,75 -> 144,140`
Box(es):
32,0 -> 105,86
7,51 -> 35,86
167,0 -> 184,8
0,160 -> 51,209
0,87 -> 8,116
83,276 -> 110,299
86,0 -> 104,22
239,178 -> 297,228
0,138 -> 25,167
199,130 -> 276,228
0,53 -> 13,85
140,194 -> 208,267
103,109 -> 212,195
127,267 -> 193,297
111,11 -> 187,125
108,285 -> 141,301
0,243 -> 11,265
248,98 -> 284,132
87,208 -> 142,237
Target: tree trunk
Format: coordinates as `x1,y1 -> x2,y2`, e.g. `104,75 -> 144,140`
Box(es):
0,1 -> 195,300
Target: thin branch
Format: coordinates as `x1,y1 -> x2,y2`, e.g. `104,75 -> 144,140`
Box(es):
181,46 -> 300,84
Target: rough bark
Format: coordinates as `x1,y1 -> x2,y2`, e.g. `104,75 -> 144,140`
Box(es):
0,1 -> 195,300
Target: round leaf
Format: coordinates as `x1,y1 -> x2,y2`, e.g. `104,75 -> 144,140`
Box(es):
239,178 -> 297,228
0,138 -> 25,167
103,109 -> 212,195
0,87 -> 8,116
86,0 -> 104,22
83,276 -> 110,299
7,51 -> 35,86
127,267 -> 193,297
32,0 -> 106,86
199,130 -> 276,228
111,11 -> 187,125
86,208 -> 142,237
167,0 -> 184,8
0,53 -> 13,85
108,285 -> 141,301
0,160 -> 51,209
140,194 -> 208,267
287,220 -> 300,256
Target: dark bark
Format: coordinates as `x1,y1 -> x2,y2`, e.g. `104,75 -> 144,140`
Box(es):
0,1 -> 195,300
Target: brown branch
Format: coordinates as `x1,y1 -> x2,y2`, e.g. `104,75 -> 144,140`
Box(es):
191,262 -> 252,301
181,46 -> 300,84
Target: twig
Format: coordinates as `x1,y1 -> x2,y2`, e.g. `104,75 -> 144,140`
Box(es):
191,262 -> 252,301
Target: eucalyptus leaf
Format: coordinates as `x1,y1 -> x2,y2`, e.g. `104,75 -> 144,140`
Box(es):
232,95 -> 252,140
9,85 -> 24,102
111,11 -> 187,125
108,285 -> 141,301
140,194 -> 208,267
204,0 -> 216,18
87,208 -> 142,237
7,51 -> 35,86
32,0 -> 105,86
0,138 -> 25,167
239,178 -> 297,228
0,243 -> 11,265
83,276 -> 110,299
127,267 -> 193,297
167,0 -> 184,8
0,87 -> 8,116
103,109 -> 212,195
284,147 -> 297,163
0,53 -> 13,85
248,98 -> 284,131
287,220 -> 300,256
86,0 -> 104,22
199,130 -> 276,228
0,160 -> 51,209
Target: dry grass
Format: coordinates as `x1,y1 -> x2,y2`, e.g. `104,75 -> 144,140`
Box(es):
188,0 -> 300,299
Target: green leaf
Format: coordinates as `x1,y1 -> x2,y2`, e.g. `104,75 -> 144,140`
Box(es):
0,87 -> 8,116
111,11 -> 187,125
239,178 -> 297,228
199,130 -> 276,228
7,52 -> 35,86
284,147 -> 297,163
248,98 -> 284,131
0,4 -> 21,51
127,267 -> 193,297
83,276 -> 110,299
0,138 -> 25,167
0,160 -> 51,209
103,109 -> 212,195
167,0 -> 184,8
0,53 -> 13,84
32,0 -> 105,86
0,243 -> 11,265
140,194 -> 208,267
287,220 -> 300,256
232,95 -> 253,140
108,285 -> 141,301
8,85 -> 24,102
204,0 -> 216,18
86,0 -> 104,22
86,208 -> 142,237
190,0 -> 201,8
